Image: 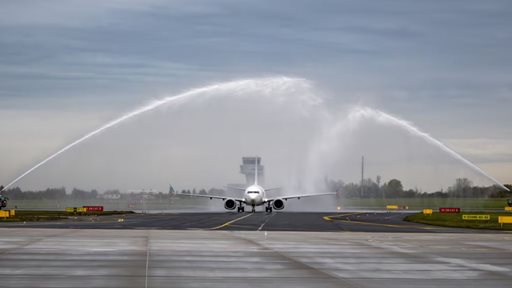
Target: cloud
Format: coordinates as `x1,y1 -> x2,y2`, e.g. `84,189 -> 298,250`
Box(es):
444,139 -> 512,163
0,0 -> 511,189
0,0 -> 165,27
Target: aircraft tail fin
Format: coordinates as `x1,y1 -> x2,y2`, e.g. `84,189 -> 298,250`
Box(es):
254,157 -> 258,185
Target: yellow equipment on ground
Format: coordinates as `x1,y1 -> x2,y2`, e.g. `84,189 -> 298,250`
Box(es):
422,209 -> 433,215
65,207 -> 87,213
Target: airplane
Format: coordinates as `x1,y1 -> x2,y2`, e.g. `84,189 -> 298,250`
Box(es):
179,160 -> 335,213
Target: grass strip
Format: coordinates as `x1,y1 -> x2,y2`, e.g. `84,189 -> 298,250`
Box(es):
405,212 -> 512,230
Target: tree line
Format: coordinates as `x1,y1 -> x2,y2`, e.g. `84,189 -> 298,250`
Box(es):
0,186 -> 99,200
0,186 -> 212,200
1,179 -> 511,200
325,177 -> 512,199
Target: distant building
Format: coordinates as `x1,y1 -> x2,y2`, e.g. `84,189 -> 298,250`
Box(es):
99,190 -> 121,200
127,189 -> 159,194
127,189 -> 160,200
240,156 -> 264,185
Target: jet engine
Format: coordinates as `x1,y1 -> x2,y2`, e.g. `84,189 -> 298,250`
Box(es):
224,199 -> 237,210
272,199 -> 285,210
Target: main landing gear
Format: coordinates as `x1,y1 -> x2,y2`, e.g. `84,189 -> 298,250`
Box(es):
237,206 -> 245,213
265,204 -> 273,213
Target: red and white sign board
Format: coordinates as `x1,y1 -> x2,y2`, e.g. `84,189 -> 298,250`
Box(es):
83,206 -> 104,212
439,207 -> 460,213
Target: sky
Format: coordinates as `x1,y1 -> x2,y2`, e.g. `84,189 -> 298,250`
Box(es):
0,0 -> 511,192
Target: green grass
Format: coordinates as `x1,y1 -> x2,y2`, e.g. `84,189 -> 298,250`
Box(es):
339,198 -> 509,210
5,197 -> 208,211
0,210 -> 134,222
405,212 -> 512,230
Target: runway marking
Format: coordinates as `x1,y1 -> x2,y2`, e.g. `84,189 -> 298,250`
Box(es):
145,232 -> 150,288
210,213 -> 253,230
257,213 -> 275,231
323,212 -> 365,221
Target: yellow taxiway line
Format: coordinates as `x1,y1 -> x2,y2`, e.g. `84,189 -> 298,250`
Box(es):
323,212 -> 445,230
210,213 -> 254,230
323,212 -> 365,221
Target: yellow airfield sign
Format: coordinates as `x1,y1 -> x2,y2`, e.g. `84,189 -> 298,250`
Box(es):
422,209 -> 433,215
462,215 -> 490,221
499,216 -> 512,227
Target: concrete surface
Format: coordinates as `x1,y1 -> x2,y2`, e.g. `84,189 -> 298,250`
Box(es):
0,228 -> 511,287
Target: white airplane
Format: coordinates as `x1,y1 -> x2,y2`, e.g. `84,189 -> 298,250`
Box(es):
179,161 -> 335,213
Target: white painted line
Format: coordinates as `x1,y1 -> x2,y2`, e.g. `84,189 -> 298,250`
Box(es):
145,236 -> 150,288
258,213 -> 275,231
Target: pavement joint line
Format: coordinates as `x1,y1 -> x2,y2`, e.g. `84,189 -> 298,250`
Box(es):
0,229 -> 81,255
363,237 -> 512,279
209,213 -> 254,230
229,233 -> 363,288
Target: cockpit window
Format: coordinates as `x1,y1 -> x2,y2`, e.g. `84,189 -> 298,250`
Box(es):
247,191 -> 260,194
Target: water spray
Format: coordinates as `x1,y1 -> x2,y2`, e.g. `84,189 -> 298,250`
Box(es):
1,77 -> 314,192
347,106 -> 510,191
1,79 -> 508,193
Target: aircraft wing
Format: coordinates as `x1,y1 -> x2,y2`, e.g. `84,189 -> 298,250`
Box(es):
177,193 -> 245,202
267,192 -> 337,201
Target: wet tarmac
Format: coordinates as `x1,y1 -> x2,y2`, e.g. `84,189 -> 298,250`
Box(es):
0,228 -> 511,288
0,211 -> 497,233
1,212 -> 510,287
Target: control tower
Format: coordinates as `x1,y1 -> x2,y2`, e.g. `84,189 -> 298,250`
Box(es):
240,157 -> 264,185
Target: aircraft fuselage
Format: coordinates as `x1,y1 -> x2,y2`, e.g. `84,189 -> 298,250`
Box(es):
244,184 -> 266,207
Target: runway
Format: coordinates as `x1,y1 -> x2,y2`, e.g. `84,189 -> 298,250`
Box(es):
0,211 -> 501,233
0,228 -> 511,288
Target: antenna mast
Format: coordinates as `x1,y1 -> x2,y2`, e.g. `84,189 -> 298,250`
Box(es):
361,155 -> 364,198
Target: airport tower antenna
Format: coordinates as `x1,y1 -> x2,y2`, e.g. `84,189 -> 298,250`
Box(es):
361,156 -> 364,198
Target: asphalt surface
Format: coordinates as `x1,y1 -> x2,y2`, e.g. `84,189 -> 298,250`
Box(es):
0,211 -> 499,233
0,228 -> 511,288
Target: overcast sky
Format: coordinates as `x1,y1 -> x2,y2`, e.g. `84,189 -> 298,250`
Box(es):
1,0 -> 511,191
